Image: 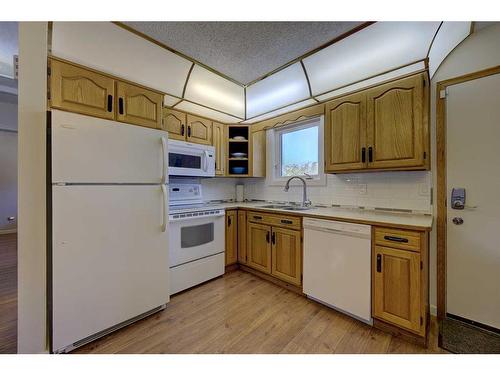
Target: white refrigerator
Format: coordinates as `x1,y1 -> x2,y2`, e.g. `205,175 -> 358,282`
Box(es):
50,109 -> 170,353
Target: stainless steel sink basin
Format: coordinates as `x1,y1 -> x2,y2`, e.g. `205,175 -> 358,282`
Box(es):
258,204 -> 313,211
258,204 -> 293,209
283,206 -> 313,211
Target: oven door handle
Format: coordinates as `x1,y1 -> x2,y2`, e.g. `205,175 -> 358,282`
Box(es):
161,184 -> 168,232
168,211 -> 226,221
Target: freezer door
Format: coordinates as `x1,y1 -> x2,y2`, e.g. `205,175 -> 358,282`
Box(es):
51,185 -> 169,352
51,109 -> 168,184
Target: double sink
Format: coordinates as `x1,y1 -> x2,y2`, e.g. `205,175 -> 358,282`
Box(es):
258,204 -> 313,211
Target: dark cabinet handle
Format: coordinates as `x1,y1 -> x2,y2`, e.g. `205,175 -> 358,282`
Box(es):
271,232 -> 276,245
280,219 -> 293,225
377,254 -> 382,272
368,146 -> 373,163
228,216 -> 231,226
253,215 -> 262,220
383,235 -> 409,243
187,126 -> 191,137
181,124 -> 185,136
107,95 -> 113,112
118,97 -> 124,115
361,147 -> 366,163
266,231 -> 270,243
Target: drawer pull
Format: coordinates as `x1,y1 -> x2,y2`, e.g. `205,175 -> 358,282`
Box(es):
384,235 -> 409,243
253,215 -> 262,220
377,254 -> 382,272
280,219 -> 293,224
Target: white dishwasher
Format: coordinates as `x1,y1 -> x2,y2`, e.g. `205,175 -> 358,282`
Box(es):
303,218 -> 372,324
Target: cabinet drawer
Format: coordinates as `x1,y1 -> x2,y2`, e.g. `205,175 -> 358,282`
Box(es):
374,227 -> 421,252
247,211 -> 301,230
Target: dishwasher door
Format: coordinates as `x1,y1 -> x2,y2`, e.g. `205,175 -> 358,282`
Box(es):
303,218 -> 372,324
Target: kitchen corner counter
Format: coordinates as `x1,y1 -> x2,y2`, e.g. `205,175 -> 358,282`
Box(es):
199,202 -> 433,231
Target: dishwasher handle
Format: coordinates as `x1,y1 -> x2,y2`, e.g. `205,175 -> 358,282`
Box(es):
303,224 -> 371,239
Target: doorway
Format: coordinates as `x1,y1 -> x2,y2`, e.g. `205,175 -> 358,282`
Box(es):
437,66 -> 500,353
0,21 -> 18,354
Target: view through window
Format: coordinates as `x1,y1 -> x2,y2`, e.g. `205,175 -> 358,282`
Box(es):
279,123 -> 319,177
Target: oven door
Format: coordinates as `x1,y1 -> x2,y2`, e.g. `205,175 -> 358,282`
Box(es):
169,212 -> 225,267
168,140 -> 215,177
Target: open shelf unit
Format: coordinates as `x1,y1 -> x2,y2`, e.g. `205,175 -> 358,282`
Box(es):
226,125 -> 250,176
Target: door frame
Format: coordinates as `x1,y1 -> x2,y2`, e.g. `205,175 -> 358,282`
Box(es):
436,65 -> 500,322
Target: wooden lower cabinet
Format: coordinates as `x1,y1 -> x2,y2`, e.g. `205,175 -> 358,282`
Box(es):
245,211 -> 303,286
246,222 -> 272,274
271,227 -> 302,286
373,245 -> 421,333
372,226 -> 428,340
225,210 -> 238,266
237,210 -> 247,264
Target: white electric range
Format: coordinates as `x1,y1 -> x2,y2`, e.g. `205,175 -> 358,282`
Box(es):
168,183 -> 226,294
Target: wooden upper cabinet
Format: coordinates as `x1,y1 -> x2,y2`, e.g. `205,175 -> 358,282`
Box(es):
366,74 -> 425,169
116,81 -> 163,129
237,210 -> 247,264
162,108 -> 186,141
271,227 -> 302,286
325,92 -> 367,172
50,59 -> 115,120
373,245 -> 422,334
225,210 -> 238,266
247,222 -> 272,274
212,122 -> 226,175
187,114 -> 212,145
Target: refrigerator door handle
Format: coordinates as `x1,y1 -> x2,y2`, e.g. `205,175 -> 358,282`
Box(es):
161,184 -> 168,232
161,136 -> 168,184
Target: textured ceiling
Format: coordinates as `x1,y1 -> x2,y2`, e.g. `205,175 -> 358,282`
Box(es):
123,22 -> 363,85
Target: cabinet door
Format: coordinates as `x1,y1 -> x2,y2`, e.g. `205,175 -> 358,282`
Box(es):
162,108 -> 187,141
247,222 -> 272,274
237,210 -> 247,264
225,210 -> 238,266
325,92 -> 367,172
366,74 -> 425,169
373,245 -> 421,333
116,81 -> 163,129
187,114 -> 212,145
212,122 -> 226,175
50,59 -> 115,120
271,227 -> 302,286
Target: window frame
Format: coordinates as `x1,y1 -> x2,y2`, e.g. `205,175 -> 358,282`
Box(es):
266,115 -> 326,187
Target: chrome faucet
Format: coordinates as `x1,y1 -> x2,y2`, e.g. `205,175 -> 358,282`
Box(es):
284,176 -> 312,207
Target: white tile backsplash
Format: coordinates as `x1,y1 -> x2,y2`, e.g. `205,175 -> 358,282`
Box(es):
189,171 -> 432,213
242,171 -> 432,213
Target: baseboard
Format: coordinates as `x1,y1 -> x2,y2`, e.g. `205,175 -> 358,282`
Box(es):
0,229 -> 17,235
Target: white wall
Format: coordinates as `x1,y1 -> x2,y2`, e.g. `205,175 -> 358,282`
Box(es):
428,23 -> 500,313
0,99 -> 17,232
17,22 -> 48,354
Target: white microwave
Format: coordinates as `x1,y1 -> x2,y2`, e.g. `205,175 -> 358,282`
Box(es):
168,139 -> 215,177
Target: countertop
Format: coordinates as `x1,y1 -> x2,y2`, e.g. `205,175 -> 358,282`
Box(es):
172,201 -> 433,231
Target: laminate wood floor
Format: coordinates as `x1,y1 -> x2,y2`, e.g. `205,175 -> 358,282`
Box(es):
0,233 -> 17,354
75,270 -> 447,354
